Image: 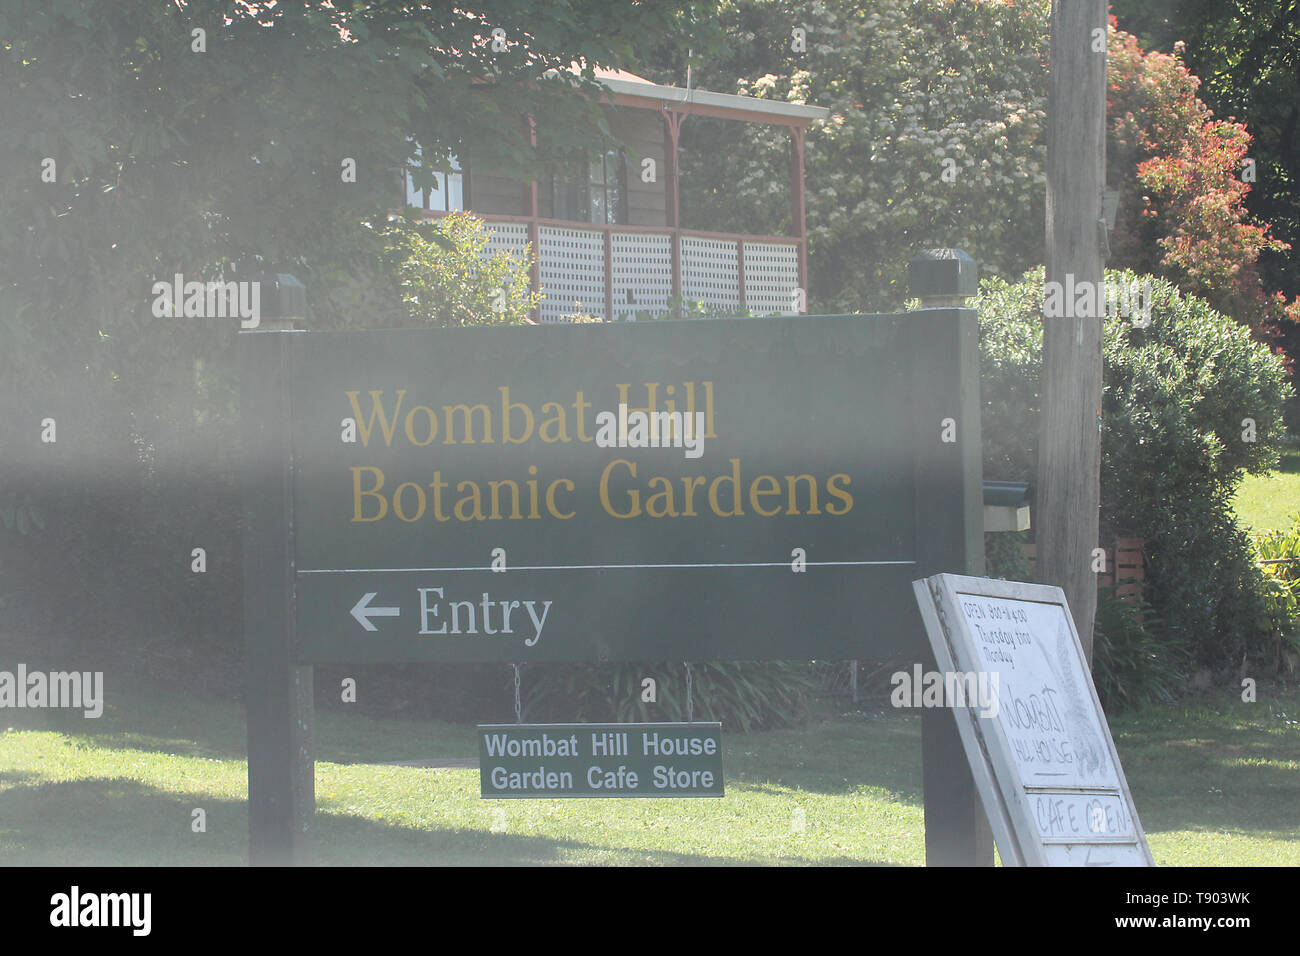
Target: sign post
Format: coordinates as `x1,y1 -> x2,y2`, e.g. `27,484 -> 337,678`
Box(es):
241,327 -> 314,866
909,250 -> 993,867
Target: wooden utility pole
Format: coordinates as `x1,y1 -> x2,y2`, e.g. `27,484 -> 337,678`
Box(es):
1039,1 -> 1108,662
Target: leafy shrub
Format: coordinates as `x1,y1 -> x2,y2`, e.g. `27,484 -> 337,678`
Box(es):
985,531 -> 1032,581
1091,588 -> 1185,711
974,275 -> 1043,485
677,299 -> 759,320
976,268 -> 1294,669
523,661 -> 816,732
380,211 -> 539,327
1252,516 -> 1300,671
608,297 -> 759,322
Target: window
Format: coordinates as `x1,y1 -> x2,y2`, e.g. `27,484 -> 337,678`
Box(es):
404,145 -> 466,213
588,148 -> 626,224
552,145 -> 627,224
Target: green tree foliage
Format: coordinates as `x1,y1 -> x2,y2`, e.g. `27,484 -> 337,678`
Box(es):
0,0 -> 706,647
0,0 -> 706,377
976,268 -> 1294,670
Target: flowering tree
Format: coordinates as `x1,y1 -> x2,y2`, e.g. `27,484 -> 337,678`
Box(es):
659,0 -> 1051,313
1107,23 -> 1300,347
659,0 -> 1300,347
1109,0 -> 1300,304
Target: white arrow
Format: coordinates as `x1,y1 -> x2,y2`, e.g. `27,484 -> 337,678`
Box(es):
351,592 -> 400,632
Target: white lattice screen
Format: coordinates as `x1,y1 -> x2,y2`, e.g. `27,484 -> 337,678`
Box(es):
474,222 -> 799,322
610,232 -> 672,319
476,222 -> 531,301
681,236 -> 740,311
538,226 -> 606,323
480,222 -> 529,260
743,241 -> 800,315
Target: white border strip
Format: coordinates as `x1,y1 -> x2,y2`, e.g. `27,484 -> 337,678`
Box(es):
300,560 -> 915,573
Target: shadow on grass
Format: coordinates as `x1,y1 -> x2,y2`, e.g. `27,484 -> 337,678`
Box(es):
34,676 -> 928,803
1109,703 -> 1300,838
0,772 -> 901,866
309,810 -> 901,866
29,676 -> 476,765
16,680 -> 1294,857
0,776 -> 247,866
11,686 -> 249,762
721,718 -> 924,803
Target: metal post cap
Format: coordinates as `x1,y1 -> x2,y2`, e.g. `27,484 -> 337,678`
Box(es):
908,249 -> 979,300
255,273 -> 307,321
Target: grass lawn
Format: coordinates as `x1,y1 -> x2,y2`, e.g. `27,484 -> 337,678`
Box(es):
5,434 -> 1298,867
1,674 -> 1296,866
1232,441 -> 1300,533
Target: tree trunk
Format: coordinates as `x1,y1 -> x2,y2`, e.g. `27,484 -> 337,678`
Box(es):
1039,0 -> 1107,662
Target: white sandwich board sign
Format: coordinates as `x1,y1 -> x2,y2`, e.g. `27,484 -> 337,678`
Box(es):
912,573 -> 1155,866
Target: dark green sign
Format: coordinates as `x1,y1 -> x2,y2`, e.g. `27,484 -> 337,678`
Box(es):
242,260 -> 987,866
478,722 -> 723,798
284,312 -> 978,663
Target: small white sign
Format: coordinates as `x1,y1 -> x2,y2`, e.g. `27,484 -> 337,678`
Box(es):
913,574 -> 1154,866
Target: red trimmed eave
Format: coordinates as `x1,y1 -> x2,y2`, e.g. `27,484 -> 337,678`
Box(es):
605,90 -> 815,128
585,65 -> 820,129
464,63 -> 822,130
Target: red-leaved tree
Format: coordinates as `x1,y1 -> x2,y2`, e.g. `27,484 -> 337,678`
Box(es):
1107,20 -> 1300,355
